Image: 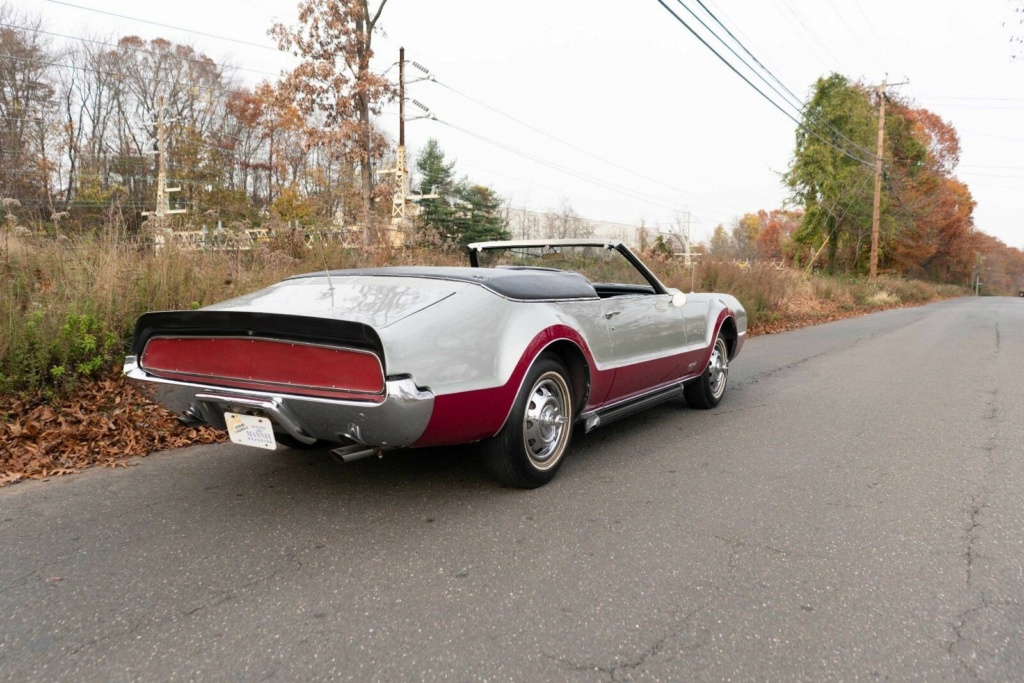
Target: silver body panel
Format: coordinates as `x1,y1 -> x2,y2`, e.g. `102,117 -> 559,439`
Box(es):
126,242 -> 746,449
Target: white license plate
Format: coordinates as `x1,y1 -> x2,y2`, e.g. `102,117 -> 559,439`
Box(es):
225,412 -> 277,450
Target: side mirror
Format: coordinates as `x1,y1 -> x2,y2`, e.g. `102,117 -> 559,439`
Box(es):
667,288 -> 687,307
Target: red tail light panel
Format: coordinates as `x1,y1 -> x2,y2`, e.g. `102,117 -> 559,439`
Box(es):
141,337 -> 385,400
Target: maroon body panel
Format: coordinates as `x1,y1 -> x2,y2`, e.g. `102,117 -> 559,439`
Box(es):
412,325 -> 607,447
413,313 -> 737,448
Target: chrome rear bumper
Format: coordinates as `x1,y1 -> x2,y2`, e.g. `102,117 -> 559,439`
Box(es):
124,356 -> 434,447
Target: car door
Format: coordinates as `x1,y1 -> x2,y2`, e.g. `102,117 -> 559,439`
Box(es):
601,292 -> 688,401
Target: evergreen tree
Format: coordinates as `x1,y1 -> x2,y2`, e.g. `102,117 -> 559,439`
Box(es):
415,138 -> 458,241
414,138 -> 509,246
784,73 -> 876,272
454,184 -> 510,246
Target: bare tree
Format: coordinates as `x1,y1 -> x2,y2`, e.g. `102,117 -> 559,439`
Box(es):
543,201 -> 594,239
0,5 -> 56,221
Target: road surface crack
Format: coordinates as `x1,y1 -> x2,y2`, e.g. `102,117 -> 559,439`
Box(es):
68,618 -> 145,658
543,606 -> 704,681
948,595 -> 992,680
965,492 -> 986,588
182,553 -> 303,618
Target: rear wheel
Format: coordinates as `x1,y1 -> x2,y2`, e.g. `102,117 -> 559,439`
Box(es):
482,354 -> 574,488
684,336 -> 729,409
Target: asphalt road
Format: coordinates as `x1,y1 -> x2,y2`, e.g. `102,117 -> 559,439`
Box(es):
2,297 -> 1022,681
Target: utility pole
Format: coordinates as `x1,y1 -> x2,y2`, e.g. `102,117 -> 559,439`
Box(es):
382,48 -> 437,247
869,78 -> 908,281
869,79 -> 886,282
389,46 -> 409,244
142,96 -> 186,221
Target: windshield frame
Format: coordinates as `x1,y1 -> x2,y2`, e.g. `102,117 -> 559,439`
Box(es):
466,239 -> 669,296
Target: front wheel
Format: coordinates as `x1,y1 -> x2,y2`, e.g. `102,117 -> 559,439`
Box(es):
481,354 -> 574,488
684,336 -> 729,409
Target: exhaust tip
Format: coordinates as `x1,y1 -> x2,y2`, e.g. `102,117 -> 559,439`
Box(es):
329,444 -> 380,464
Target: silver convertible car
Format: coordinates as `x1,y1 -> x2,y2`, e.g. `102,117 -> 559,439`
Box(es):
125,239 -> 746,487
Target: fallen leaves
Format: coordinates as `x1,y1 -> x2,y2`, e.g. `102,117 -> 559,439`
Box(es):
1,373 -> 225,487
747,295 -> 936,337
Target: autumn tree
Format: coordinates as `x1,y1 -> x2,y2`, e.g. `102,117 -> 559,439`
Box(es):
880,102 -> 976,281
708,224 -> 733,257
756,210 -> 795,261
270,0 -> 395,241
732,213 -> 761,261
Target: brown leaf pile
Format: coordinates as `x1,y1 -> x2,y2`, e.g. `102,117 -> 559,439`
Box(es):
1,374 -> 225,487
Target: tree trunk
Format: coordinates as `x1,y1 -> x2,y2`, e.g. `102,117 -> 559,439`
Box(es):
356,1 -> 373,244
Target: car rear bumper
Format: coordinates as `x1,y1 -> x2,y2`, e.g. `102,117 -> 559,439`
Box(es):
124,355 -> 435,448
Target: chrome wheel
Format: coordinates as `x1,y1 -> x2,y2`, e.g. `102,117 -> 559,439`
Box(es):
482,354 -> 575,488
708,337 -> 729,399
521,371 -> 571,470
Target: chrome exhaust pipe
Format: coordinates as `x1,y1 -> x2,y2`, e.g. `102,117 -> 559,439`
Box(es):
329,444 -> 381,464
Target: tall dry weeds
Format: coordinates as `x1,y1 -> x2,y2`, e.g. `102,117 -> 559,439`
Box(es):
0,231 -> 462,393
0,234 -> 964,395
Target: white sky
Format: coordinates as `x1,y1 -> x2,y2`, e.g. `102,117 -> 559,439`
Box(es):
16,0 -> 1024,247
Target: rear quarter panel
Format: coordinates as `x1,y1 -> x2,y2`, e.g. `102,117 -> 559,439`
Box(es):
380,287 -> 611,397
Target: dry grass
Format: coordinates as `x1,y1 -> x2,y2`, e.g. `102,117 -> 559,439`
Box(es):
644,256 -> 966,333
0,234 -> 966,395
0,230 -> 458,394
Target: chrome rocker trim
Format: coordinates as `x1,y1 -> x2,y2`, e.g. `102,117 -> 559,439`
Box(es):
124,355 -> 435,448
577,374 -> 699,433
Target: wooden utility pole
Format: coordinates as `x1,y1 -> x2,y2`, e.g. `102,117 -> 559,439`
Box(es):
869,79 -> 886,282
381,48 -> 436,247
387,47 -> 409,246
398,46 -> 405,149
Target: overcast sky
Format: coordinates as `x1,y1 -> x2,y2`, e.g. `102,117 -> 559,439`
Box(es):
17,0 -> 1024,247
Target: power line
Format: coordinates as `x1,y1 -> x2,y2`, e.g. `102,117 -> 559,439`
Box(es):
672,0 -> 879,164
689,0 -> 804,111
0,21 -> 280,80
457,160 -> 740,229
771,0 -> 845,71
435,118 -> 699,215
44,0 -> 281,53
849,0 -> 900,68
687,0 -> 878,162
433,79 -> 741,214
654,0 -> 875,168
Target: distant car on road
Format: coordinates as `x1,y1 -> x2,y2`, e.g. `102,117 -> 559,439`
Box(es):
125,239 -> 746,487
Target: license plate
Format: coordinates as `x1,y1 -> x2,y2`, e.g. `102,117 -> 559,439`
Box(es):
225,412 -> 277,450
